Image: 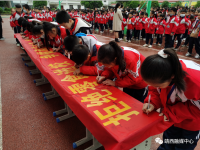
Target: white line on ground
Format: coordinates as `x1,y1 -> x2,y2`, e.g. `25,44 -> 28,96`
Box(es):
94,34 -> 200,62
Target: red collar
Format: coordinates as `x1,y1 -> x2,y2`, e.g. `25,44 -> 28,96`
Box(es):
70,18 -> 78,35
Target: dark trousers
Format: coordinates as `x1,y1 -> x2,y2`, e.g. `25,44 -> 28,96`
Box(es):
157,125 -> 200,150
165,34 -> 174,48
99,24 -> 104,32
135,30 -> 141,40
119,30 -> 124,39
108,20 -> 113,30
183,29 -> 188,39
175,34 -> 183,48
146,33 -> 153,45
14,26 -> 21,44
123,87 -> 148,103
184,35 -> 190,45
94,22 -> 99,30
141,29 -> 146,39
104,23 -> 108,30
127,29 -> 132,41
0,22 -> 2,38
90,21 -> 93,29
188,37 -> 200,55
156,34 -> 163,44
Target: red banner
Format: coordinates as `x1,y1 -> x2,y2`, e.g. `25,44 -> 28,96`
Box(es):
15,34 -> 173,150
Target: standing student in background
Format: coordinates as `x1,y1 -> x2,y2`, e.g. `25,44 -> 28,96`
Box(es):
133,12 -> 145,41
164,7 -> 179,49
104,10 -> 109,31
126,12 -> 133,42
119,12 -> 127,41
94,11 -> 99,31
99,10 -> 105,34
109,8 -> 114,32
10,8 -> 16,33
142,12 -> 148,41
113,3 -> 123,42
143,11 -> 157,48
45,7 -> 52,22
23,4 -> 35,18
141,49 -> 200,150
133,12 -> 139,41
154,14 -> 166,46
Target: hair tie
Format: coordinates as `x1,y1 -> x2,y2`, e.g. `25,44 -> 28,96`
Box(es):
158,49 -> 168,58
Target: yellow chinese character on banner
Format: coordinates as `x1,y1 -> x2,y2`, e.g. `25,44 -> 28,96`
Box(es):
81,89 -> 117,107
94,101 -> 139,126
48,61 -> 72,69
53,66 -> 75,75
61,75 -> 89,82
68,81 -> 98,94
40,54 -> 59,59
34,48 -> 47,52
37,51 -> 54,55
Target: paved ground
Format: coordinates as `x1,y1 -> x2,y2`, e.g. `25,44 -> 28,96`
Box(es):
0,17 -> 200,150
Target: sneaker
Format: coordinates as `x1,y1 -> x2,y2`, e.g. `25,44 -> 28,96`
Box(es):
148,45 -> 152,48
119,38 -> 122,41
17,43 -> 20,47
143,44 -> 148,47
181,45 -> 186,47
128,40 -> 131,43
194,53 -> 200,59
174,48 -> 178,51
21,47 -> 24,50
100,31 -> 103,34
175,40 -> 178,43
153,43 -> 157,45
185,52 -> 192,57
143,38 -> 146,41
0,37 -> 5,40
158,44 -> 161,46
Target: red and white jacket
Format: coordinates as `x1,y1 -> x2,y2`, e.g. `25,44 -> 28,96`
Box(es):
144,59 -> 200,131
105,13 -> 110,24
122,18 -> 126,31
10,15 -> 16,27
156,19 -> 166,34
35,12 -> 43,21
101,47 -> 147,89
146,17 -> 157,34
12,12 -> 25,26
98,14 -> 105,24
45,12 -> 52,22
126,17 -> 134,30
109,12 -> 114,21
144,17 -> 150,31
133,17 -> 145,30
94,14 -> 99,23
188,20 -> 196,35
176,17 -> 190,34
24,12 -> 35,18
85,14 -> 90,22
165,15 -> 179,35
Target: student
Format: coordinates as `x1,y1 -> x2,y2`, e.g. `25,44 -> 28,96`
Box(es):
12,4 -> 25,46
141,49 -> 200,150
109,8 -> 114,32
10,8 -> 16,31
126,12 -> 134,42
94,11 -> 99,31
133,12 -> 145,41
96,41 -> 148,103
174,9 -> 190,51
143,13 -> 149,41
154,14 -> 166,46
23,4 -> 35,18
35,8 -> 43,21
104,10 -> 109,31
143,11 -> 157,48
45,7 -> 52,22
64,34 -> 97,54
56,10 -> 92,35
119,12 -> 127,41
164,7 -> 179,49
99,10 -> 105,34
182,15 -> 195,47
90,10 -> 94,29
42,22 -> 67,53
142,12 -> 148,41
185,12 -> 200,59
85,11 -> 90,23
133,12 -> 139,41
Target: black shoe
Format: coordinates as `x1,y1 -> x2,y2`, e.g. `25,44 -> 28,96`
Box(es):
115,38 -> 120,42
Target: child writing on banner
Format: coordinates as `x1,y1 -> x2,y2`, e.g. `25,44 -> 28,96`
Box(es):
141,49 -> 200,150
143,11 -> 157,48
96,41 -> 148,103
56,10 -> 92,35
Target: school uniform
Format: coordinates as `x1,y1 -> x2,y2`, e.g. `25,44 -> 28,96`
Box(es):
145,17 -> 157,45
133,16 -> 144,40
94,14 -> 99,30
119,18 -> 126,39
69,18 -> 92,35
108,12 -> 114,30
45,12 -> 52,22
184,20 -> 195,46
85,13 -> 90,23
145,59 -> 200,150
98,14 -> 105,32
100,47 -> 148,102
164,15 -> 179,48
155,19 -> 166,44
142,17 -> 148,40
174,16 -> 190,49
24,12 -> 35,18
104,13 -> 109,30
35,12 -> 43,21
126,18 -> 134,41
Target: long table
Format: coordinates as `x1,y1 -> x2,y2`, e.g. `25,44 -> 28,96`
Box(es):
15,34 -> 173,150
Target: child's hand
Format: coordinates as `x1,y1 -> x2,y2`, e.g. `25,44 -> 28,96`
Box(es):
102,79 -> 115,86
52,47 -> 60,52
142,103 -> 155,114
73,68 -> 81,75
24,37 -> 29,40
96,76 -> 106,83
74,63 -> 80,69
159,113 -> 169,122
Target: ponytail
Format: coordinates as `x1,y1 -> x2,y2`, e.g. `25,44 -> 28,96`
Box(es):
98,41 -> 126,72
141,49 -> 186,92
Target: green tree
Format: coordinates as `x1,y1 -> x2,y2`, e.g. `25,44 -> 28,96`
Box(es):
129,1 -> 140,9
161,1 -> 169,8
80,1 -> 103,9
140,1 -> 147,9
151,1 -> 160,8
0,1 -> 7,7
172,1 -> 182,7
194,1 -> 200,8
33,1 -> 47,8
0,7 -> 3,13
